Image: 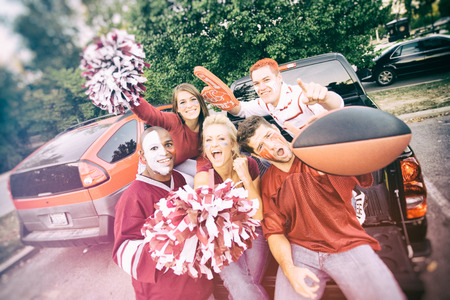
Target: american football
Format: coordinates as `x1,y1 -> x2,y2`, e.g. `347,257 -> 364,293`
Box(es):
291,106 -> 412,176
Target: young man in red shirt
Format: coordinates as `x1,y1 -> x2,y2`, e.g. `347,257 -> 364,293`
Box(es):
236,116 -> 405,300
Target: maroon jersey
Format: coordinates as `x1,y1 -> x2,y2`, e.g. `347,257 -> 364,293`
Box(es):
261,158 -> 380,253
112,171 -> 212,300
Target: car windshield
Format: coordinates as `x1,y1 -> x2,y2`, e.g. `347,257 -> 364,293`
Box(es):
16,123 -> 110,171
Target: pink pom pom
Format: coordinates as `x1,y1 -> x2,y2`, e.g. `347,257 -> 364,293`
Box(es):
141,180 -> 260,279
80,29 -> 148,114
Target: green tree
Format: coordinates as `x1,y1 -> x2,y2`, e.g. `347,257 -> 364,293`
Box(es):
20,67 -> 102,142
0,68 -> 28,172
14,0 -> 81,71
128,0 -> 390,104
439,0 -> 450,16
403,0 -> 414,20
11,0 -> 91,142
81,0 -> 137,36
410,0 -> 439,27
1,0 -> 131,172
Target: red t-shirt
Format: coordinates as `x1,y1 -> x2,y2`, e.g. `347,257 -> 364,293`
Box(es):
261,158 -> 380,253
131,100 -> 200,166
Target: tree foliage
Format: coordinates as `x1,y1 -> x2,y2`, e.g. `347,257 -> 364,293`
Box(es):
0,66 -> 101,173
439,0 -> 450,17
81,0 -> 137,36
14,0 -> 82,71
0,68 -> 28,171
404,0 -> 445,29
128,0 -> 390,104
0,0 -> 105,172
20,67 -> 102,141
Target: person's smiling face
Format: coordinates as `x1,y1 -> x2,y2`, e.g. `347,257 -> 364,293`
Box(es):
141,130 -> 175,177
251,65 -> 283,107
176,91 -> 200,121
203,124 -> 233,168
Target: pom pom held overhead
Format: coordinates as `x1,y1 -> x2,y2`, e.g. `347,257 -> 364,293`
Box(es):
80,29 -> 149,114
291,106 -> 412,176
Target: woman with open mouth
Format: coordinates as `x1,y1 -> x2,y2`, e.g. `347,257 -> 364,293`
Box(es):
194,114 -> 269,300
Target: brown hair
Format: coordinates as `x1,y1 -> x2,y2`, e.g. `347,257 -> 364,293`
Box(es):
171,83 -> 210,131
249,58 -> 279,80
237,116 -> 272,154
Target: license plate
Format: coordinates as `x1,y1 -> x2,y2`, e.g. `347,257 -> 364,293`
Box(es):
49,213 -> 68,226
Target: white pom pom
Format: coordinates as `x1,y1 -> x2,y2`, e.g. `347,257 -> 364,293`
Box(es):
141,181 -> 260,278
80,29 -> 149,114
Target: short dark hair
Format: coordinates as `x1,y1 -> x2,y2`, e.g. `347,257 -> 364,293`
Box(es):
237,116 -> 272,154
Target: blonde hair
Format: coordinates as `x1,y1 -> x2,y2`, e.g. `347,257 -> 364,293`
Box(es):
202,114 -> 240,159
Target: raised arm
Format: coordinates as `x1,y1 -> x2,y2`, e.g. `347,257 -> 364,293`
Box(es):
131,99 -> 177,129
195,66 -> 267,117
228,103 -> 242,115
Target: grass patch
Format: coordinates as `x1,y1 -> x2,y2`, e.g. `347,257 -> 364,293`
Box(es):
0,211 -> 24,265
368,77 -> 450,116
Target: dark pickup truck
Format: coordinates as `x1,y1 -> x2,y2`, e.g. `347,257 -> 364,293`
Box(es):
213,53 -> 431,299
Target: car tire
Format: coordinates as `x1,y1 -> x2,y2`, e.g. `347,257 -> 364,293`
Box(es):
376,69 -> 396,86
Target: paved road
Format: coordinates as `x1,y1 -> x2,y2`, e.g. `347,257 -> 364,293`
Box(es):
0,243 -> 135,299
408,115 -> 450,202
407,115 -> 450,300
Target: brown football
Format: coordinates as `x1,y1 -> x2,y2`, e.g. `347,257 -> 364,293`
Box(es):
291,106 -> 412,176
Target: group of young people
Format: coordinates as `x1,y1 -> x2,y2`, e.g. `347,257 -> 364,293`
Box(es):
112,58 -> 406,300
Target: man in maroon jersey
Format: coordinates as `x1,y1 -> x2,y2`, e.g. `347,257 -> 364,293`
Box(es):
112,126 -> 213,300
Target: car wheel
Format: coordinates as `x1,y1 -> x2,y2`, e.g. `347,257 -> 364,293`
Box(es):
376,69 -> 396,86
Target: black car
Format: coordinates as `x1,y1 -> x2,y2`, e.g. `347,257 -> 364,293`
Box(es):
363,34 -> 450,86
211,53 -> 431,300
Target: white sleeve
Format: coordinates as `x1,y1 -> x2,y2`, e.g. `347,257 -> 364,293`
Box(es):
115,239 -> 148,280
234,99 -> 269,118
